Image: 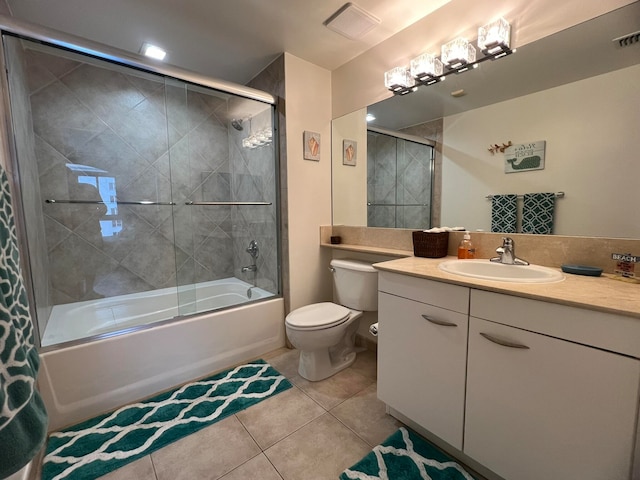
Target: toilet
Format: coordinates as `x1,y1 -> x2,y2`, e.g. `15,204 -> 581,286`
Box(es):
285,259 -> 378,381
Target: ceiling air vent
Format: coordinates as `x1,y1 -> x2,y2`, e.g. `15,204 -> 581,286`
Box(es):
612,30 -> 640,48
324,3 -> 381,40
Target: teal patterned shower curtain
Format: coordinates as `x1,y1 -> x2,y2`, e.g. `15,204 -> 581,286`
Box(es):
0,164 -> 48,477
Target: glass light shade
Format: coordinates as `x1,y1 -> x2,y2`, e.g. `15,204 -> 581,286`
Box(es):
384,66 -> 415,91
441,37 -> 476,68
410,53 -> 443,81
478,18 -> 511,54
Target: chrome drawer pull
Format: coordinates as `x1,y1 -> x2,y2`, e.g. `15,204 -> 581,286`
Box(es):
422,315 -> 457,327
480,332 -> 530,349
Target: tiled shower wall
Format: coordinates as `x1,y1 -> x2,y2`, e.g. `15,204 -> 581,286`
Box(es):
367,131 -> 433,229
18,44 -> 277,307
4,37 -> 52,337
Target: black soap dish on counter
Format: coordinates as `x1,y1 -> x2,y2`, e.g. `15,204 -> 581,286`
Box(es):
561,265 -> 603,277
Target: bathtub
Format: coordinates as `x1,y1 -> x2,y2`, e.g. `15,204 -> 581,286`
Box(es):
38,279 -> 285,431
42,278 -> 273,346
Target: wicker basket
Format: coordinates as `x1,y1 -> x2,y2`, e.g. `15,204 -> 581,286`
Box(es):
412,231 -> 449,258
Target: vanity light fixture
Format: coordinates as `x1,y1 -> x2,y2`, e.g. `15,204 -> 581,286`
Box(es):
478,17 -> 511,56
365,113 -> 376,122
384,17 -> 513,95
140,42 -> 167,61
441,37 -> 476,70
410,53 -> 443,84
383,66 -> 416,95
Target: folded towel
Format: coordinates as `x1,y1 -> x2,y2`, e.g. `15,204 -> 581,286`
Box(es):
0,166 -> 48,478
522,192 -> 555,234
491,194 -> 517,233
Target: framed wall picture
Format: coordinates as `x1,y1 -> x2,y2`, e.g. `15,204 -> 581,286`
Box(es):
343,139 -> 357,166
303,131 -> 321,161
504,141 -> 546,173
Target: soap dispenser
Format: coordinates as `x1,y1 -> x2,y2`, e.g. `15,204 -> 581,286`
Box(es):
457,231 -> 475,259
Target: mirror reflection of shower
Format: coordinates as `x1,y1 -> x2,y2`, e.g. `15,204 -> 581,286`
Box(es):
367,128 -> 435,229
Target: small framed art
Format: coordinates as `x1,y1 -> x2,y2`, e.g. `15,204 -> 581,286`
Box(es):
343,139 -> 357,166
303,131 -> 321,161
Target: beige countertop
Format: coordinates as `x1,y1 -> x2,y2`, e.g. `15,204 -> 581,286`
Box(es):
373,255 -> 640,319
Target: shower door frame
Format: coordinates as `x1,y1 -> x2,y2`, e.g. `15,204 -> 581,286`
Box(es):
0,14 -> 282,350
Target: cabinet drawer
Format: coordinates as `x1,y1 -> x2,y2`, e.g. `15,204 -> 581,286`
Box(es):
378,292 -> 468,449
379,271 -> 469,314
465,317 -> 640,480
470,289 -> 640,357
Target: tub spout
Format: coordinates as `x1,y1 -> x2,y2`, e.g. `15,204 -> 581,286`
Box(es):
241,265 -> 257,273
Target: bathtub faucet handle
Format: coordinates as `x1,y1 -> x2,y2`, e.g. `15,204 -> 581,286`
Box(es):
246,240 -> 259,259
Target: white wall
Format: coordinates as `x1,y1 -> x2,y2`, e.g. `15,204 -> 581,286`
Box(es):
284,53 -> 333,311
331,0 -> 634,118
441,64 -> 640,238
331,108 -> 368,226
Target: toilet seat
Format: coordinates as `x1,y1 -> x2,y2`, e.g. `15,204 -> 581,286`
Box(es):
285,302 -> 352,330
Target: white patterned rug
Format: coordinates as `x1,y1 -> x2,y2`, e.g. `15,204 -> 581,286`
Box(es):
341,427 -> 476,480
42,360 -> 291,480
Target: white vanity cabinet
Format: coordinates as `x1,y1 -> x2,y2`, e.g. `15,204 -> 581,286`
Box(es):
377,271 -> 470,449
465,290 -> 640,480
376,269 -> 640,480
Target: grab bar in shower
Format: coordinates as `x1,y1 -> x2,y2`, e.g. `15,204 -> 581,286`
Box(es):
45,199 -> 177,205
185,201 -> 272,206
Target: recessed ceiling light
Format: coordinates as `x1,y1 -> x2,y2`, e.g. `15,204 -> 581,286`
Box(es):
140,43 -> 167,61
324,3 -> 381,40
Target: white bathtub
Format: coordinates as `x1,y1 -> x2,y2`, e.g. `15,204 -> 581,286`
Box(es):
38,279 -> 285,431
42,278 -> 273,346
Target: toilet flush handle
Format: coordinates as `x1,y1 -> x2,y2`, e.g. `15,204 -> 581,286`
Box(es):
328,266 -> 336,273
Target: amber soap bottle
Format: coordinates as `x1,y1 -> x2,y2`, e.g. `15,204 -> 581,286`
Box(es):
457,231 -> 475,259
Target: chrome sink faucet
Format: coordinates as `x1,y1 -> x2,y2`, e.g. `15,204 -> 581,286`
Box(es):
490,237 -> 529,265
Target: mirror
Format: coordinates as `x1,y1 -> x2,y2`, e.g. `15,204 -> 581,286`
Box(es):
331,3 -> 640,238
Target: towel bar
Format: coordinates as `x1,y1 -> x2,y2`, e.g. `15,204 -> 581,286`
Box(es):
486,191 -> 564,200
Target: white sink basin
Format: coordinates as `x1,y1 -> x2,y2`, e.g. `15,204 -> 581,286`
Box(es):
438,259 -> 564,284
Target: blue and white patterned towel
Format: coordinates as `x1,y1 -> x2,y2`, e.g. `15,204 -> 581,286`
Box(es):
0,165 -> 48,478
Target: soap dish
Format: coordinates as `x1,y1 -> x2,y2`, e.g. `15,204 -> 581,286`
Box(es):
561,265 -> 603,277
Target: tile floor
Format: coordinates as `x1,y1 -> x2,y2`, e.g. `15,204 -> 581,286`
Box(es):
94,348 -> 403,480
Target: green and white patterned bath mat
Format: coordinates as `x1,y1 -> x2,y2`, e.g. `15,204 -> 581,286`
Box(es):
341,427 -> 476,480
42,360 -> 291,480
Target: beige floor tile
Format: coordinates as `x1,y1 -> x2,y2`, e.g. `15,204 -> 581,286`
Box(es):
264,413 -> 371,480
151,415 -> 260,480
98,455 -> 156,480
291,367 -> 374,410
264,348 -> 300,379
349,350 -> 378,380
330,383 -> 403,446
237,387 -> 325,449
219,453 -> 283,480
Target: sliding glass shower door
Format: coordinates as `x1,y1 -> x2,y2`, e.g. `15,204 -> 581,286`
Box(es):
3,34 -> 279,347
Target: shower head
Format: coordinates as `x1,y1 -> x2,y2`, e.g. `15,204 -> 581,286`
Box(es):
231,119 -> 244,131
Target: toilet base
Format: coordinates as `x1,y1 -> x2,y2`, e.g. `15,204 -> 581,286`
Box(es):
298,348 -> 357,382
297,315 -> 361,381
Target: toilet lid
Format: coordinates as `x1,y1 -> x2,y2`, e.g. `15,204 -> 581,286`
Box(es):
286,302 -> 351,330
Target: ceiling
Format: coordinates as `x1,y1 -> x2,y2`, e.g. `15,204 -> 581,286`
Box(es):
5,0 -> 452,85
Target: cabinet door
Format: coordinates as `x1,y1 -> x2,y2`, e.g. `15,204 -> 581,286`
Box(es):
465,317 -> 640,480
378,291 -> 468,449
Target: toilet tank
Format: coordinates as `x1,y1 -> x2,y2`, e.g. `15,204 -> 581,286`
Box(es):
330,259 -> 378,311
